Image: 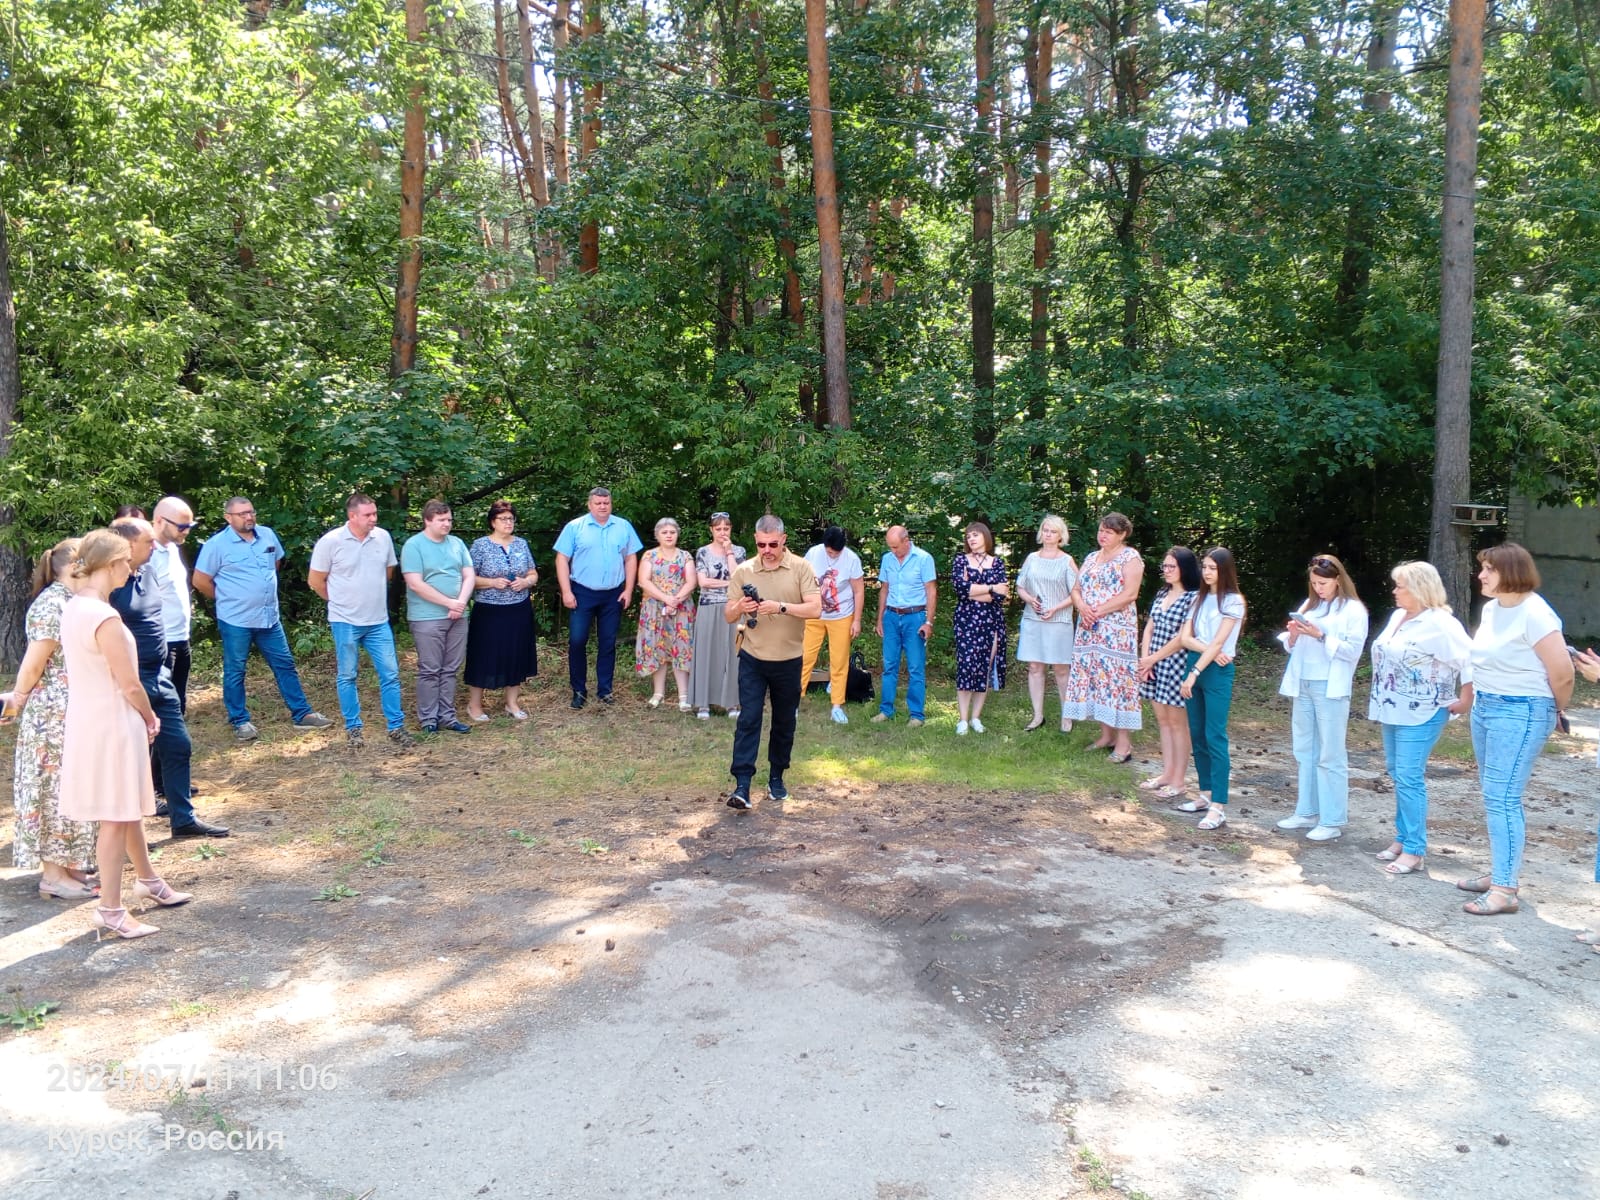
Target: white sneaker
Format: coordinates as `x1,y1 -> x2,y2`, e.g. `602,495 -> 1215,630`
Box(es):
970,718 -> 985,734
831,706 -> 848,725
727,709 -> 741,719
696,709 -> 710,720
956,721 -> 969,736
1306,825 -> 1343,842
1276,815 -> 1319,830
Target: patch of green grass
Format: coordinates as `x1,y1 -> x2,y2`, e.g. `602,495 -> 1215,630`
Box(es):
577,837 -> 609,856
191,842 -> 225,861
165,1087 -> 233,1132
168,999 -> 215,1020
2,995 -> 61,1032
508,829 -> 544,848
313,883 -> 360,903
360,841 -> 392,867
1075,1147 -> 1115,1190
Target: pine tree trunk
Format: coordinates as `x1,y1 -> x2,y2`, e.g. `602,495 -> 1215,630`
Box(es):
1026,19 -> 1056,489
1429,0 -> 1485,615
1332,4 -> 1399,330
578,0 -> 602,275
390,0 -> 428,379
805,0 -> 850,431
551,1 -> 572,188
972,0 -> 997,470
748,2 -> 813,421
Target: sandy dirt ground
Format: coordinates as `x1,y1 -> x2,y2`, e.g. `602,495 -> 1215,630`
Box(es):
2,670 -> 1598,1200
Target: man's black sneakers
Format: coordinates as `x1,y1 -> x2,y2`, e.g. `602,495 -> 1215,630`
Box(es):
726,784 -> 752,811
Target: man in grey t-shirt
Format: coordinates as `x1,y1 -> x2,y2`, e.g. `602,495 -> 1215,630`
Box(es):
309,493 -> 412,749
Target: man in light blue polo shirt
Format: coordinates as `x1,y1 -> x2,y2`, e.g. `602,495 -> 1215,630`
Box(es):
309,492 -> 412,749
554,486 -> 642,708
873,524 -> 938,726
194,496 -> 331,743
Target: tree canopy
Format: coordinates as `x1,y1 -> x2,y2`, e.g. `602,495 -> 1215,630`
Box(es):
2,0 -> 1597,650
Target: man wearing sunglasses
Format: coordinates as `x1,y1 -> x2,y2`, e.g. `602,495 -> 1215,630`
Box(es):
723,515 -> 822,810
149,496 -> 198,716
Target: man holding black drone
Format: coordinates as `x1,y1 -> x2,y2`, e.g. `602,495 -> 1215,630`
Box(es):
723,515 -> 821,810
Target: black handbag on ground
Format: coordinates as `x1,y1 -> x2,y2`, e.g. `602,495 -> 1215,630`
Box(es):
846,651 -> 874,704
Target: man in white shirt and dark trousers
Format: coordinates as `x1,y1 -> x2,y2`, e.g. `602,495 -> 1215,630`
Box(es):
309,493 -> 414,749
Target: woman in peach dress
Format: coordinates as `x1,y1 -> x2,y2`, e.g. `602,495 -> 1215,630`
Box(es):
58,530 -> 192,941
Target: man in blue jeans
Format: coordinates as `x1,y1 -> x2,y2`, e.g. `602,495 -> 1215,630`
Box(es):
554,487 -> 642,708
309,493 -> 414,749
193,496 -> 332,743
873,525 -> 938,727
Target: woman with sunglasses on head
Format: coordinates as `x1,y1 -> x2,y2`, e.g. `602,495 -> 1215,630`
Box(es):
689,512 -> 747,719
1174,548 -> 1246,830
1366,561 -> 1472,877
1454,543 -> 1573,916
1275,555 -> 1369,843
1136,547 -> 1201,797
1062,512 -> 1144,759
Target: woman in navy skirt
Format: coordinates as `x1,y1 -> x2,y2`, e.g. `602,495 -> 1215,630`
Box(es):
464,499 -> 539,720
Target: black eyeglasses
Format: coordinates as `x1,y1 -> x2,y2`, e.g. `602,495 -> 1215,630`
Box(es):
1309,556 -> 1337,572
162,518 -> 197,530
754,539 -> 781,549
226,510 -> 255,519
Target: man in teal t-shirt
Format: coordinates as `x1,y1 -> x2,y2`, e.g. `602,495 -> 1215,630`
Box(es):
401,501 -> 476,732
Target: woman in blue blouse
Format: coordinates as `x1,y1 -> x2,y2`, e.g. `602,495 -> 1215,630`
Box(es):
464,499 -> 539,720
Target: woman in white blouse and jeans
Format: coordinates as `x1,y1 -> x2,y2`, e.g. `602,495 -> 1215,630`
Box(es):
1366,562 -> 1472,876
1173,548 -> 1247,831
1275,555 -> 1368,842
1453,543 -> 1573,916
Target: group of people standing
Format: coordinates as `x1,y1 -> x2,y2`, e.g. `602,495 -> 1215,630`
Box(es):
5,485 -> 1595,946
1272,544 -> 1591,928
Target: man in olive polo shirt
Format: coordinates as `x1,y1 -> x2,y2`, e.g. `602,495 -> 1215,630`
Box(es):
723,515 -> 822,810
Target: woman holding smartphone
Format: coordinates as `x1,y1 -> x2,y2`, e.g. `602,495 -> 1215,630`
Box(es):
1275,555 -> 1368,842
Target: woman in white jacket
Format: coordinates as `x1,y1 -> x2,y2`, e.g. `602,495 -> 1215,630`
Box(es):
1276,555 -> 1369,842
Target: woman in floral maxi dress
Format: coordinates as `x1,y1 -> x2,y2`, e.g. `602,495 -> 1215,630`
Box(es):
1062,513 -> 1145,761
7,539 -> 99,899
635,518 -> 697,709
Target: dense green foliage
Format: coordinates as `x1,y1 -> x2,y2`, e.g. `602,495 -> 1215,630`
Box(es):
2,0 -> 1597,616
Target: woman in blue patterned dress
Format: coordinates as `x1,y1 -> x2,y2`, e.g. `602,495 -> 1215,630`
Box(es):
951,522 -> 1008,735
464,499 -> 538,720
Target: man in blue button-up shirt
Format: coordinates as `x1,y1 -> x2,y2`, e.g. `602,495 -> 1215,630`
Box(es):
554,487 -> 642,708
193,497 -> 331,743
873,525 -> 938,726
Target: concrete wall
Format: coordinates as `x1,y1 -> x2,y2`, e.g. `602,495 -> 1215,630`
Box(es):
1508,492 -> 1600,640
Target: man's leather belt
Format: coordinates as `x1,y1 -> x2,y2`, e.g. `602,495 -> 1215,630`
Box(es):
887,606 -> 926,615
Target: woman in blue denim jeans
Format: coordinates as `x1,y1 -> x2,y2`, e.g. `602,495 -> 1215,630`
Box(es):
1366,562 -> 1473,876
1276,555 -> 1369,844
1453,543 -> 1574,916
